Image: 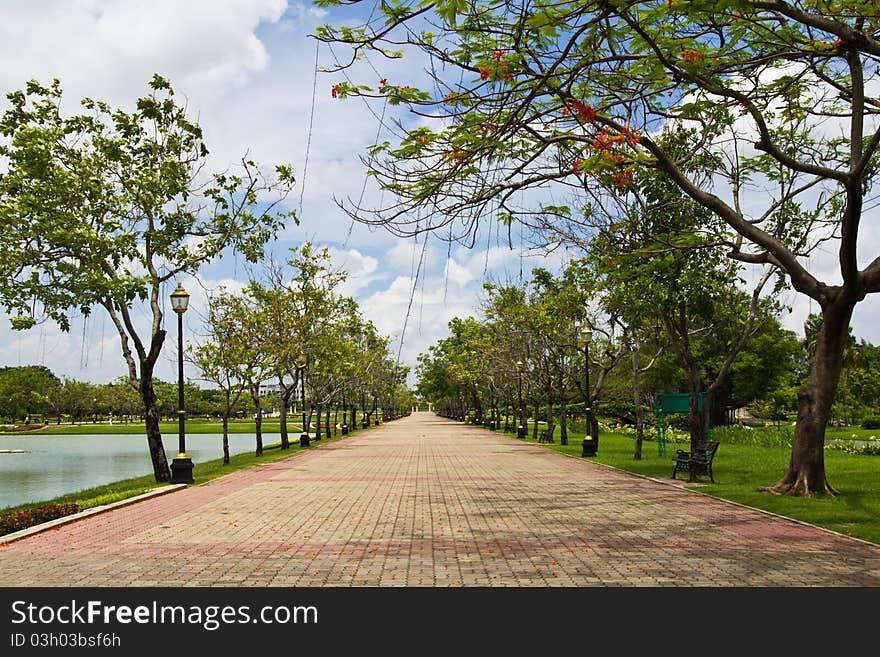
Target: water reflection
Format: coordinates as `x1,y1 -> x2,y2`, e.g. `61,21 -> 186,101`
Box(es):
0,433 -> 263,509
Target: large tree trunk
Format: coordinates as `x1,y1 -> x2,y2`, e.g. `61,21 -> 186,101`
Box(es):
140,373 -> 170,482
762,302 -> 854,497
221,413 -> 230,465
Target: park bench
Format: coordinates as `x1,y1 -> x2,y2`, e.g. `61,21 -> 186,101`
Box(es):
671,440 -> 719,483
538,429 -> 554,444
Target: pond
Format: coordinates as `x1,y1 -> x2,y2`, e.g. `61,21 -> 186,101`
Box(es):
0,432 -> 264,510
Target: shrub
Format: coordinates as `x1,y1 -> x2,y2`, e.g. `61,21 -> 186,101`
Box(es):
712,424 -> 794,447
0,503 -> 79,536
664,413 -> 691,430
826,441 -> 880,456
861,417 -> 880,430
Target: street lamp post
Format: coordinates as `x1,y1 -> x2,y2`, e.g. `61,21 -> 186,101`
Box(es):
169,282 -> 194,484
578,323 -> 597,457
298,357 -> 309,447
516,360 -> 527,439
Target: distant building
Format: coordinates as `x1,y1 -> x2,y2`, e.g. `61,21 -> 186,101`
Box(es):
258,382 -> 282,397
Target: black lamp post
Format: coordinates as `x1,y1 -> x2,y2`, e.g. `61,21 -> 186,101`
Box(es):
516,360 -> 527,438
169,282 -> 194,483
578,323 -> 597,457
298,356 -> 309,447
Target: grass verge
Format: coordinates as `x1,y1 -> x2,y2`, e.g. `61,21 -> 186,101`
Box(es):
494,419 -> 880,546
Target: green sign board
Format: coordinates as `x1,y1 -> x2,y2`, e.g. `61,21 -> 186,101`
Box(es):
654,392 -> 710,457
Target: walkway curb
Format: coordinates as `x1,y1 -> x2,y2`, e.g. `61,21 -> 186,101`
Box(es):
0,484 -> 187,545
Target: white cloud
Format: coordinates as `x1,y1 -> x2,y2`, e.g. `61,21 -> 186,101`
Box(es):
443,258 -> 474,288
0,1 -> 289,106
326,247 -> 384,297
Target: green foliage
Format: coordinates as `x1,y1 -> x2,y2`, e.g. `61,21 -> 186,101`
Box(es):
0,75 -> 295,330
0,365 -> 60,422
712,424 -> 795,448
825,437 -> 880,456
316,2 -> 880,489
861,417 -> 880,430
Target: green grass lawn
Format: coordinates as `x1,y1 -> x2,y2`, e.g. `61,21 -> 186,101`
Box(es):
825,426 -> 880,441
493,419 -> 880,546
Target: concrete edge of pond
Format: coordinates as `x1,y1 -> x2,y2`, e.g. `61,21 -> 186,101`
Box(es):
0,484 -> 188,545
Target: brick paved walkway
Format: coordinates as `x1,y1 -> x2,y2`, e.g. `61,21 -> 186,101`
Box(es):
1,412 -> 878,586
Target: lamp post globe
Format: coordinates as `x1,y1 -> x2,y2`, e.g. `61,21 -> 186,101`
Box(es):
169,282 -> 194,484
578,323 -> 597,457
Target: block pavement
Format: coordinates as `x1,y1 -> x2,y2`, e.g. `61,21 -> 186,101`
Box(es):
1,412 -> 878,586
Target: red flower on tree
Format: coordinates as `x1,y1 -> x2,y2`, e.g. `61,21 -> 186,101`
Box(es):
612,169 -> 634,189
571,101 -> 596,122
681,48 -> 702,66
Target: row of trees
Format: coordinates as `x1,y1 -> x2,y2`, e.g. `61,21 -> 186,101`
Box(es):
0,75 -> 298,482
418,263 -> 880,457
191,242 -> 413,463
0,243 -> 415,466
0,74 -> 416,481
316,0 -> 880,496
0,365 -> 348,427
0,365 -> 204,425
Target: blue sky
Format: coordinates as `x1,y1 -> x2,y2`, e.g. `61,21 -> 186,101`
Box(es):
0,0 -> 560,386
0,1 -> 878,388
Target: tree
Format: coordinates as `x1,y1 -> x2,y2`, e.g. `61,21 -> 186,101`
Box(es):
192,290 -> 250,464
315,1 -> 880,495
585,137 -> 775,457
102,377 -> 143,423
252,243 -> 349,445
0,365 -> 60,423
57,378 -> 98,424
0,75 -> 295,481
226,292 -> 274,457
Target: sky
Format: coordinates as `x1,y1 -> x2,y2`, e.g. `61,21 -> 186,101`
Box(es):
0,0 -> 565,388
0,1 -> 877,389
